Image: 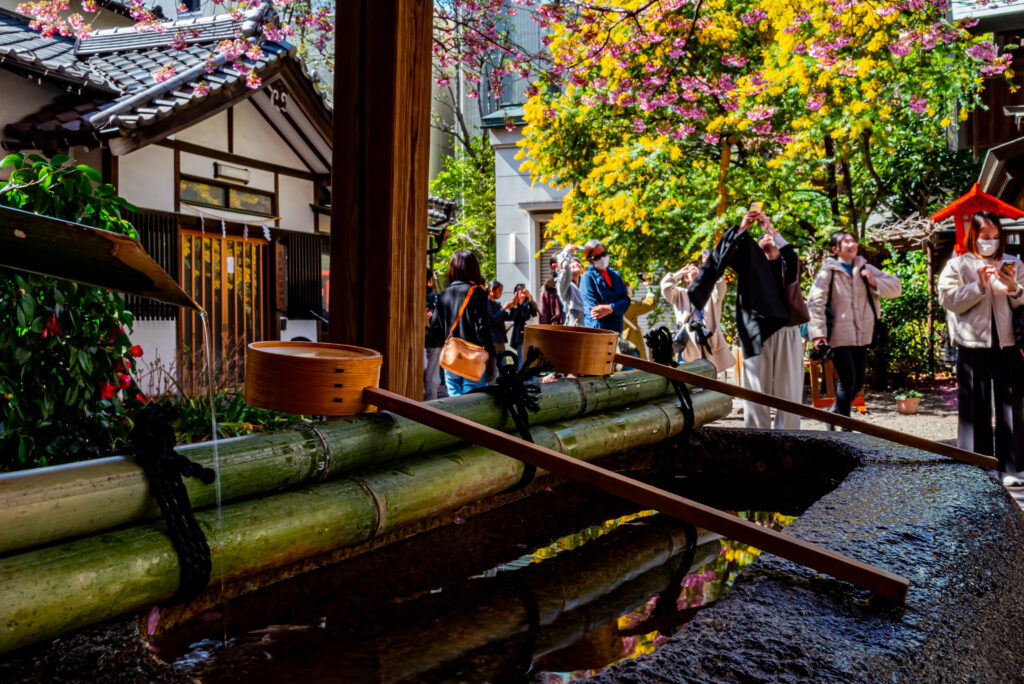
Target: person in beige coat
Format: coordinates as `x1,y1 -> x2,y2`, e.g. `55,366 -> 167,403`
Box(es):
938,210 -> 1024,487
807,231 -> 902,420
660,263 -> 735,373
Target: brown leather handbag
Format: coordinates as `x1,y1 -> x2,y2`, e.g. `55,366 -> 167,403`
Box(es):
440,285 -> 489,381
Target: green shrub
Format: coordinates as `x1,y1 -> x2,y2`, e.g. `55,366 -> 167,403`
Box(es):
879,249 -> 944,380
0,153 -> 143,471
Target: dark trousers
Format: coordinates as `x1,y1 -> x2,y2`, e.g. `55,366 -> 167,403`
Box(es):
831,345 -> 867,417
956,345 -> 1024,472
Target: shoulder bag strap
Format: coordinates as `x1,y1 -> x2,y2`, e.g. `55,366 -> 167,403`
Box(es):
862,271 -> 878,324
827,270 -> 834,308
446,285 -> 478,343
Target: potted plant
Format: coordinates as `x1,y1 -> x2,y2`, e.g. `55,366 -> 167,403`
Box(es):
892,389 -> 922,415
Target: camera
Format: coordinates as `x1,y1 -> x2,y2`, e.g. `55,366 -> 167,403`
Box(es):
808,342 -> 834,364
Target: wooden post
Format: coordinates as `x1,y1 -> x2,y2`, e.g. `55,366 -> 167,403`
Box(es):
364,387 -> 910,601
619,355 -> 998,470
330,0 -> 432,398
716,141 -> 731,217
926,242 -> 935,377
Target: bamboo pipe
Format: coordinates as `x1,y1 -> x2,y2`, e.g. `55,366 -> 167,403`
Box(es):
0,390 -> 731,654
364,387 -> 910,602
0,362 -> 718,557
618,354 -> 997,470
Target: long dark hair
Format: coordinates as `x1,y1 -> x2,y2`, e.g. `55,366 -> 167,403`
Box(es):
966,211 -> 1005,260
448,249 -> 483,286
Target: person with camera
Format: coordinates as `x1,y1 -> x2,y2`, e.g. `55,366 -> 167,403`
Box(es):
485,280 -> 514,384
741,211 -> 806,429
580,240 -> 632,333
807,231 -> 902,423
539,255 -> 565,325
555,245 -> 586,326
660,261 -> 734,373
427,250 -> 495,397
938,211 -> 1024,487
508,283 -> 539,364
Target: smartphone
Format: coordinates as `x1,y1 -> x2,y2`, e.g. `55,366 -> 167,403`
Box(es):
1002,260 -> 1015,277
749,201 -> 764,213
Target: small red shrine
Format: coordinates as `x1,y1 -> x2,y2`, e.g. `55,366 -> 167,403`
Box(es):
931,183 -> 1024,255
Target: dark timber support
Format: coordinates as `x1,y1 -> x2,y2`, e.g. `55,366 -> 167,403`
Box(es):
330,0 -> 431,398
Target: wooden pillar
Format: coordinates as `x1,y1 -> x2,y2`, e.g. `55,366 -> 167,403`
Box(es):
330,0 -> 431,398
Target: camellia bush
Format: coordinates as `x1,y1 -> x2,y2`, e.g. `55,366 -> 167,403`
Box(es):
0,153 -> 146,471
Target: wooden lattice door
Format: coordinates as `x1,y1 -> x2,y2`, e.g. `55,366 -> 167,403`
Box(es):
180,230 -> 269,393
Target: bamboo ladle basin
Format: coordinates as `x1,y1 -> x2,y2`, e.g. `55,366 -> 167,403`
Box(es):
362,385 -> 909,601
244,341 -> 382,415
524,325 -> 618,375
616,354 -> 996,470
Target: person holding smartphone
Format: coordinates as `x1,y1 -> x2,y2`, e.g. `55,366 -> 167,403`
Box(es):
508,283 -> 539,364
939,210 -> 1024,487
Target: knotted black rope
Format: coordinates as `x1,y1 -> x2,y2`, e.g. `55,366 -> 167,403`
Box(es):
125,404 -> 216,604
645,326 -> 695,436
472,347 -> 553,492
654,520 -> 699,618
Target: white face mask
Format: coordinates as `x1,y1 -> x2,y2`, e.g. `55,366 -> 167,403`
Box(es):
977,239 -> 1000,257
592,256 -> 610,270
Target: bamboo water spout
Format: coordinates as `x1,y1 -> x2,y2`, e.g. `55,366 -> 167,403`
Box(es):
0,390 -> 731,654
0,363 -> 718,557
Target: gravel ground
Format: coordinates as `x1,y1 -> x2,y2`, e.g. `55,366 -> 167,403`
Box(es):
714,377 -> 959,443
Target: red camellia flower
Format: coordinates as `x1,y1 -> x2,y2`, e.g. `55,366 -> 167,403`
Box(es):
113,359 -> 127,373
118,374 -> 132,390
135,393 -> 148,403
41,314 -> 62,339
129,345 -> 144,358
98,381 -> 117,400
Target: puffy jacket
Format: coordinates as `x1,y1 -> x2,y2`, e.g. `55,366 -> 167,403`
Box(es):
938,252 -> 1024,349
426,281 -> 496,360
661,271 -> 735,373
538,279 -> 564,325
555,247 -> 585,326
807,256 -> 901,348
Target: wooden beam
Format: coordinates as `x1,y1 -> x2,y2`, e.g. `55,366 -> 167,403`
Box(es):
330,0 -> 431,398
364,386 -> 910,601
618,355 -> 997,470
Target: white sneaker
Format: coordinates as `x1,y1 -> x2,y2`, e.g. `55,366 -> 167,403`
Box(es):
1002,472 -> 1024,487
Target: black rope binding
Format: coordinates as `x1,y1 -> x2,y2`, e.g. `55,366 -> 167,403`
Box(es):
654,520 -> 699,618
472,347 -> 553,492
126,404 -> 216,604
644,325 -> 695,436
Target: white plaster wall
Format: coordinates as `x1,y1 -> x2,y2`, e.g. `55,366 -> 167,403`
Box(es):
278,174 -> 312,232
281,319 -> 318,341
174,110 -> 229,152
117,145 -> 175,212
233,100 -> 306,171
489,125 -> 567,299
128,320 -> 177,396
74,146 -> 102,174
179,151 -> 275,192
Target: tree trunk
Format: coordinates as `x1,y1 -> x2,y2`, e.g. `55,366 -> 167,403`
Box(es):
0,363 -> 720,556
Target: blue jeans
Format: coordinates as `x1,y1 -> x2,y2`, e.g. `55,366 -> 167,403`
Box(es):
444,370 -> 488,397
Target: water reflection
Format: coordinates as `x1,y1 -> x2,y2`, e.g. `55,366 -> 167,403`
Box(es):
168,510 -> 794,683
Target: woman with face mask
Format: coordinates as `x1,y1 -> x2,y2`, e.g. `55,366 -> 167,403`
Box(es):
939,211 -> 1024,487
806,230 -> 902,423
579,239 -> 632,333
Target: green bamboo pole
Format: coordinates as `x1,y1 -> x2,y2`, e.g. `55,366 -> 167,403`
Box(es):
0,364 -> 718,557
0,389 -> 731,654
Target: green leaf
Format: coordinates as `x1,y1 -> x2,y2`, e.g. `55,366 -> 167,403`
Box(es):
76,165 -> 102,182
0,153 -> 23,169
78,351 -> 93,375
13,347 -> 30,365
50,154 -> 71,166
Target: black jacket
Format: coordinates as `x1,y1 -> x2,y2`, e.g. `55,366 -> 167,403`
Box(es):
509,299 -> 539,346
487,298 -> 512,345
688,226 -> 790,357
426,281 -> 496,359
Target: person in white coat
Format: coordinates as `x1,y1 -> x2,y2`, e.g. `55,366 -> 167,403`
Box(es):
660,260 -> 734,374
555,245 -> 585,327
938,211 -> 1024,487
741,213 -> 804,429
807,231 -> 902,421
